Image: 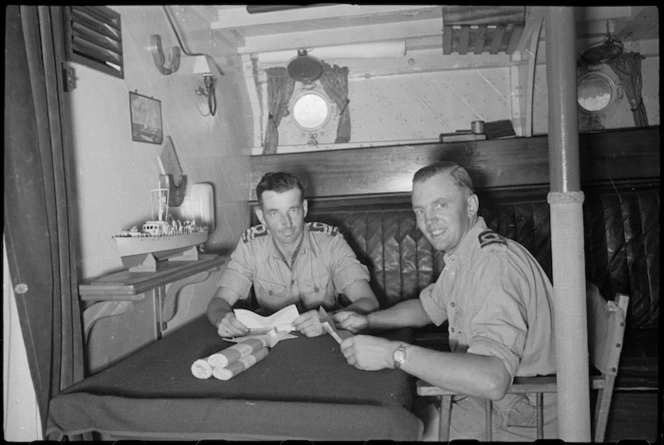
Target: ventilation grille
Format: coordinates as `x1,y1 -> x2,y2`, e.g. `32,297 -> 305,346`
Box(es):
442,6 -> 526,55
64,6 -> 123,79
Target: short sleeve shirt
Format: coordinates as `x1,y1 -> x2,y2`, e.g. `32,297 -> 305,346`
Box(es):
420,217 -> 556,380
217,222 -> 370,313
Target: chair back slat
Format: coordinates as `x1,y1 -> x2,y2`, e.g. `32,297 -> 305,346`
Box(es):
586,283 -> 629,376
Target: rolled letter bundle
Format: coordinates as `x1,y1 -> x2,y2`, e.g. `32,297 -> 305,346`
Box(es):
207,337 -> 266,368
212,346 -> 269,381
191,359 -> 213,379
191,337 -> 269,380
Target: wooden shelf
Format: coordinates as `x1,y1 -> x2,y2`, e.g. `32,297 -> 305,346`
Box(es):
80,254 -> 226,301
249,127 -> 660,201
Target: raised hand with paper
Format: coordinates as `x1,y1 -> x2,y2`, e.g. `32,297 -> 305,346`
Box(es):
292,310 -> 325,337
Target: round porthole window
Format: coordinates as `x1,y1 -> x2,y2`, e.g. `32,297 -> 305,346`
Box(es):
292,91 -> 331,131
577,69 -> 620,114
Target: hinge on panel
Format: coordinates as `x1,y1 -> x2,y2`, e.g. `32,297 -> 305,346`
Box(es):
63,64 -> 76,92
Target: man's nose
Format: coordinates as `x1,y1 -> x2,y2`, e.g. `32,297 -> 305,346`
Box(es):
424,208 -> 437,223
283,214 -> 293,227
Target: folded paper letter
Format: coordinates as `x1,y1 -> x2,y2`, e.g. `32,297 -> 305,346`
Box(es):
234,304 -> 299,333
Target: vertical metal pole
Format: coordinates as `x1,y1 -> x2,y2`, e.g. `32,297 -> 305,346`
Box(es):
545,7 -> 591,441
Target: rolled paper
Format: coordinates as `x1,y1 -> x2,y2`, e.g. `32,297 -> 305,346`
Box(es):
207,337 -> 266,368
212,346 -> 269,381
191,359 -> 213,379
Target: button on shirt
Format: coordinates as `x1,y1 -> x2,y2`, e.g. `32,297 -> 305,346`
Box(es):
419,217 -> 556,380
218,222 -> 370,313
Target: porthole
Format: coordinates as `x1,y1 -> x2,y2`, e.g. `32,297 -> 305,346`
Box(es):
577,68 -> 621,115
291,91 -> 331,131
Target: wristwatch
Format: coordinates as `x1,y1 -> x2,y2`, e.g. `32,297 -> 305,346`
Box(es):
393,344 -> 408,369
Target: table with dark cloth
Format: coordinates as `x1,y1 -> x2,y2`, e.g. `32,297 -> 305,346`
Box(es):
46,315 -> 422,440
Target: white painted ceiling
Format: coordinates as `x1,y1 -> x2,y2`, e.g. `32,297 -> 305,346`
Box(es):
164,5 -> 658,59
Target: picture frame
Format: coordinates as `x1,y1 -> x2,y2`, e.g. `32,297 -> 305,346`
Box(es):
129,91 -> 163,144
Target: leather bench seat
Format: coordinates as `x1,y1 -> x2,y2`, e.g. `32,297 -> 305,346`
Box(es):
302,180 -> 659,389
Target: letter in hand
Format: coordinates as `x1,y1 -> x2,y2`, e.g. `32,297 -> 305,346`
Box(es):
217,312 -> 249,338
292,310 -> 325,337
332,311 -> 369,333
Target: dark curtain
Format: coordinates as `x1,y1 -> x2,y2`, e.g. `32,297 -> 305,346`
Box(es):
4,5 -> 85,436
606,51 -> 648,127
320,63 -> 351,143
262,67 -> 295,155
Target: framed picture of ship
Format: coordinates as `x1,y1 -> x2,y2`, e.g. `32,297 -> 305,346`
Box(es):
129,91 -> 163,144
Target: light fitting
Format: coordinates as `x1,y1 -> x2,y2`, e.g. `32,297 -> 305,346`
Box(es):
193,55 -> 217,116
580,21 -> 624,65
287,49 -> 325,83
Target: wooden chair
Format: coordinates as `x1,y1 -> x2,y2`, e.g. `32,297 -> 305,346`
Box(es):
416,283 -> 629,442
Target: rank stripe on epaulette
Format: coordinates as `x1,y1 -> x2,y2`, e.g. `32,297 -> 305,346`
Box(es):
241,225 -> 268,243
307,221 -> 340,237
478,229 -> 506,248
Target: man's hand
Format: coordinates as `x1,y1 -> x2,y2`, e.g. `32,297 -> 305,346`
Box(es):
340,335 -> 399,371
292,309 -> 325,337
332,311 -> 369,333
216,312 -> 249,338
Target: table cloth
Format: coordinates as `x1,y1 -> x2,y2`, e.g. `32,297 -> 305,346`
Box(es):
47,315 -> 422,440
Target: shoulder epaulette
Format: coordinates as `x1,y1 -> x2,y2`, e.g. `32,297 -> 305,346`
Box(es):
241,224 -> 269,243
307,221 -> 340,237
478,229 -> 507,249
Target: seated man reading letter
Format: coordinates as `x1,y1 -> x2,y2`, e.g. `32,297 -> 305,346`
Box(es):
207,172 -> 379,339
333,161 -> 557,441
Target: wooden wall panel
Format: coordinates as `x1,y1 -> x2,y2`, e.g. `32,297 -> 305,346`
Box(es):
249,127 -> 659,200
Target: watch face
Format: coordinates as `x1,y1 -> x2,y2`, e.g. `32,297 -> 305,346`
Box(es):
394,346 -> 406,368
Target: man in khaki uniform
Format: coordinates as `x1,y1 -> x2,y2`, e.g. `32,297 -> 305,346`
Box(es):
334,162 -> 557,441
207,172 -> 379,339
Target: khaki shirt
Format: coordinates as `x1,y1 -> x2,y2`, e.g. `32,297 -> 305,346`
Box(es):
420,217 -> 556,380
218,222 -> 370,313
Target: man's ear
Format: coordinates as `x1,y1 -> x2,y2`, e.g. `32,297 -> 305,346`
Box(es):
303,199 -> 308,218
255,206 -> 266,226
467,193 -> 479,217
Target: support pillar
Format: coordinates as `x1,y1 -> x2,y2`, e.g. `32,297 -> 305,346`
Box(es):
545,7 -> 591,442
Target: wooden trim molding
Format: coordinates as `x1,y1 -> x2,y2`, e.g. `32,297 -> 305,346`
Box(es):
249,127 -> 660,201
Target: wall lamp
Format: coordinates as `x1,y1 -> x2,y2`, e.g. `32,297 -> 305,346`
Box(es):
193,55 -> 217,116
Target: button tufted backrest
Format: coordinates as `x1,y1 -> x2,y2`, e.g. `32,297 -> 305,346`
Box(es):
303,181 -> 659,330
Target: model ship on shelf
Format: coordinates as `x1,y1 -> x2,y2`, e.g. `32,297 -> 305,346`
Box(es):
114,183 -> 210,272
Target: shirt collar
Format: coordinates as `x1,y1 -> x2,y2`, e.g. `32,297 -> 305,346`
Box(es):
443,216 -> 488,264
266,224 -> 316,259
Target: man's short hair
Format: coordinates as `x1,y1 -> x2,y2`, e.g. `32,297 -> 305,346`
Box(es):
413,161 -> 475,196
256,172 -> 305,205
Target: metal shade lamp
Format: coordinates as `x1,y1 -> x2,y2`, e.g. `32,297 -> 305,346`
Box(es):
580,22 -> 624,66
193,55 -> 217,116
287,49 -> 325,83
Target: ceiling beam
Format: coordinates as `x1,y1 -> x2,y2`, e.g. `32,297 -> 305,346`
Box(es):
237,18 -> 443,54
211,5 -> 440,30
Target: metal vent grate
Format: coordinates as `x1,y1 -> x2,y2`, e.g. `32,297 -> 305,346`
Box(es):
442,6 -> 526,56
63,6 -> 123,79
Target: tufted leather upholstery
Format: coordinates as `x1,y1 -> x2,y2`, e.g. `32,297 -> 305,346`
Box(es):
305,181 -> 659,332
303,181 -> 660,388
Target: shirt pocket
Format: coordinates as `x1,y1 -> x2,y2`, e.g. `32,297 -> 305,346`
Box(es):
299,271 -> 332,310
254,278 -> 292,311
